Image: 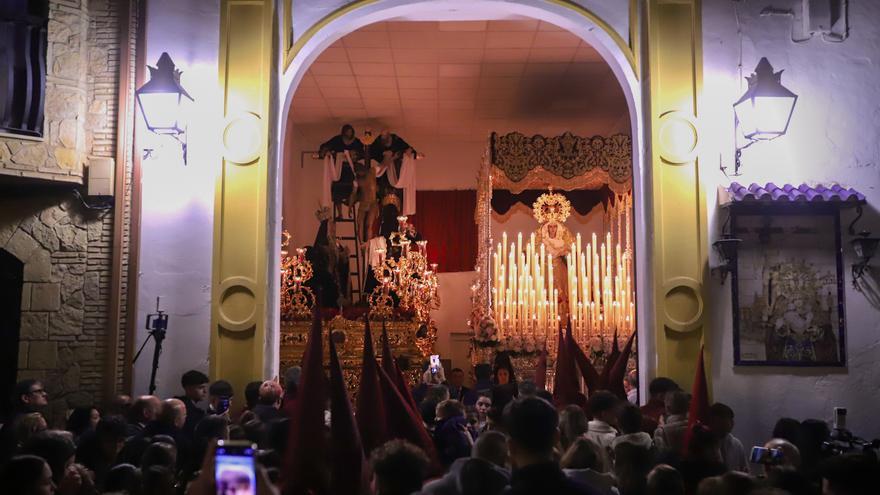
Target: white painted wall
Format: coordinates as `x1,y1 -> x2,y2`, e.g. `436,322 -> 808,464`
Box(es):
702,1 -> 880,450
133,0 -> 222,398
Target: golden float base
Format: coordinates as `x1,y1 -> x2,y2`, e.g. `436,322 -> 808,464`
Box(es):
280,316 -> 437,397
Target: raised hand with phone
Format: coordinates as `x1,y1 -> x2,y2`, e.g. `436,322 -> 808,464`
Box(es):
185,440 -> 278,495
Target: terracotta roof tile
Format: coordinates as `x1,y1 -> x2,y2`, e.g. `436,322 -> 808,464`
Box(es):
722,182 -> 865,205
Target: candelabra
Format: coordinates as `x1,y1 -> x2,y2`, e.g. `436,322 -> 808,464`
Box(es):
370,216 -> 440,323
280,230 -> 315,320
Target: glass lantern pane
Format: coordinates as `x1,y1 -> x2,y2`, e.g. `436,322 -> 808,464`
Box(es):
138,92 -> 181,133
735,95 -> 795,140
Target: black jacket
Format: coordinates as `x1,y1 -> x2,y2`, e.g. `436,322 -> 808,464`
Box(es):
174,395 -> 206,439
505,462 -> 603,495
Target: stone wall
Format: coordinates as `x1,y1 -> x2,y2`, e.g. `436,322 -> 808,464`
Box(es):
1,192 -> 102,426
0,0 -> 135,426
0,1 -> 89,182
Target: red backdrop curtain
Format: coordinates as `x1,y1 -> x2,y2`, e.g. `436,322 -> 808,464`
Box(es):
410,190 -> 477,273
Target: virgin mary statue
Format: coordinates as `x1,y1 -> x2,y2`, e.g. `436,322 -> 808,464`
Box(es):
533,190 -> 574,322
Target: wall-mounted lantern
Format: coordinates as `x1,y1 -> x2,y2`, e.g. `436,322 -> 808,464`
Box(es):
730,58 -> 798,175
851,231 -> 879,286
135,52 -> 193,164
713,234 -> 742,285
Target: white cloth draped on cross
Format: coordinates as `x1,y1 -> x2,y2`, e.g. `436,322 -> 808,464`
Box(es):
375,153 -> 417,216
321,150 -> 357,210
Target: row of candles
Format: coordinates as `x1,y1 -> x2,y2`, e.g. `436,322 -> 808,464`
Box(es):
567,232 -> 635,340
492,231 -> 558,337
491,230 -> 635,343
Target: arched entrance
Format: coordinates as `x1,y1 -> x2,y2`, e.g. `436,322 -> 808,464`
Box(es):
211,0 -> 708,399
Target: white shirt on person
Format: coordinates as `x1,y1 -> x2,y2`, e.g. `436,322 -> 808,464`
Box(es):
720,433 -> 750,473
586,419 -> 619,453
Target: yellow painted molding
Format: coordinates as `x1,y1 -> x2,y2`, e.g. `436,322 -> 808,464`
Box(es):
645,0 -> 710,392
283,0 -> 380,71
213,0 -> 274,405
629,0 -> 640,70
282,0 -> 638,78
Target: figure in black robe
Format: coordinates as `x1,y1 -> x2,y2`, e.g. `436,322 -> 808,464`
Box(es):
306,219 -> 339,307
369,130 -> 416,202
319,124 -> 365,209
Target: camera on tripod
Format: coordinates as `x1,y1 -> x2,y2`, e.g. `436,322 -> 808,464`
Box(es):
133,297 -> 171,395
146,308 -> 169,332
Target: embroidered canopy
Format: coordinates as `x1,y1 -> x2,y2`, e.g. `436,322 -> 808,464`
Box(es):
490,131 -> 633,194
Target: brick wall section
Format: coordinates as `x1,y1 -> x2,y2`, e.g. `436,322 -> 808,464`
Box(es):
0,0 -> 137,426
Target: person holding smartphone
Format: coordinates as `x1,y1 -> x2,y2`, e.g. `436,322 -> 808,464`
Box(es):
185,440 -> 278,495
207,381 -> 235,417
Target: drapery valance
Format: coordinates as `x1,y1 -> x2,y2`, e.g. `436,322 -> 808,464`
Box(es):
490,131 -> 632,194
490,187 -> 615,216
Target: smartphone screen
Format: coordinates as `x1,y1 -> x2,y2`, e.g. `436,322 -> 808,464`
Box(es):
216,397 -> 230,414
429,354 -> 440,374
215,440 -> 256,495
833,407 -> 847,430
749,446 -> 767,464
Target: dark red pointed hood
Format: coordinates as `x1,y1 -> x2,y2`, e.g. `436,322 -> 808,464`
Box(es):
607,330 -> 636,400
357,317 -> 388,455
284,309 -> 328,494
329,328 -> 366,495
553,322 -> 580,407
567,328 -> 601,396
377,363 -> 442,475
380,321 -> 419,413
683,346 -> 710,455
599,327 -> 621,389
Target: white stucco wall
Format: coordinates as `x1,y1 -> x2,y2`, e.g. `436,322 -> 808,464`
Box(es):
702,1 -> 880,451
133,0 -> 221,398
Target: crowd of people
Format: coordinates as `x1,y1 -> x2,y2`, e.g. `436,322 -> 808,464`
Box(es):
1,350 -> 877,494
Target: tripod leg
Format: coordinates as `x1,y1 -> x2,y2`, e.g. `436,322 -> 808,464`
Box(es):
148,331 -> 165,395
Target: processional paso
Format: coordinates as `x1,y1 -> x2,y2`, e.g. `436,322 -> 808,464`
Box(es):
471,131 -> 637,396
279,125 -> 439,392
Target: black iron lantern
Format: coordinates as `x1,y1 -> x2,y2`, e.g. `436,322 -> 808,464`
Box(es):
136,52 -> 193,134
713,234 -> 742,285
136,53 -> 193,163
851,231 -> 879,285
728,58 -> 799,175
734,57 -> 798,141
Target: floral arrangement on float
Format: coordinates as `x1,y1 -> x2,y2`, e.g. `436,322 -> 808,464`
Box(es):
472,315 -> 549,356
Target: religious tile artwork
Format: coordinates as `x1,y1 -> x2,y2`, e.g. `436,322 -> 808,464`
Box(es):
732,211 -> 846,366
